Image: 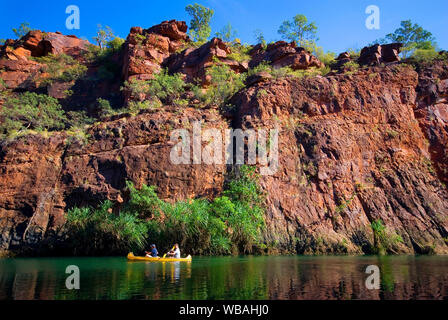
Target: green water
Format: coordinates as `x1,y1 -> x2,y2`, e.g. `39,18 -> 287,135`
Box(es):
0,255 -> 447,300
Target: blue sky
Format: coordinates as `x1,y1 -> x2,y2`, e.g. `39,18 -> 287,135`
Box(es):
1,0 -> 447,53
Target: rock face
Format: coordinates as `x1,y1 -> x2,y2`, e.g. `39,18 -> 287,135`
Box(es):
358,43 -> 403,66
0,108 -> 228,254
414,61 -> 448,186
0,30 -> 89,60
232,64 -> 448,254
0,31 -> 89,91
1,22 -> 448,256
164,37 -> 247,84
249,41 -> 324,70
0,58 -> 42,90
122,20 -> 189,84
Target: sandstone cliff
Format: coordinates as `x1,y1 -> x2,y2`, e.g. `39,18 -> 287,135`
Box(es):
0,21 -> 447,255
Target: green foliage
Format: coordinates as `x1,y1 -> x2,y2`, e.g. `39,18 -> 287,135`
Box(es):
106,36 -> 125,51
66,201 -> 148,256
185,3 -> 214,44
93,24 -> 115,49
215,23 -> 237,42
145,165 -> 265,254
248,61 -> 328,80
343,61 -> 360,74
371,219 -> 403,255
0,92 -> 66,139
409,46 -> 446,64
127,100 -> 162,114
33,53 -> 87,84
12,22 -> 32,39
247,61 -> 272,76
122,69 -> 187,108
278,14 -> 318,48
65,165 -> 265,256
227,43 -> 251,63
97,98 -> 114,118
146,69 -> 186,105
347,48 -> 361,60
0,78 -> 7,91
253,29 -> 266,47
376,20 -> 436,58
65,110 -> 95,129
0,39 -> 5,45
196,63 -> 246,107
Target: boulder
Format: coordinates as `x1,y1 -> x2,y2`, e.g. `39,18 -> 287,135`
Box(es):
147,20 -> 189,41
122,20 -> 189,88
358,43 -> 403,66
0,30 -> 89,60
249,41 -> 323,70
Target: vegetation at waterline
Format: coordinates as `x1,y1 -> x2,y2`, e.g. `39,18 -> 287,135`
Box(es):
65,165 -> 265,256
371,219 -> 404,255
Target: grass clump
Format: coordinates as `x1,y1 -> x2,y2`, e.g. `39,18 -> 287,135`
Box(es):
66,201 -> 148,256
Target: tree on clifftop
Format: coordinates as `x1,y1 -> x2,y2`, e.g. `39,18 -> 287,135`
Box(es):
376,20 -> 436,57
278,14 -> 318,48
12,22 -> 32,39
215,23 -> 237,42
93,24 -> 114,49
185,3 -> 214,43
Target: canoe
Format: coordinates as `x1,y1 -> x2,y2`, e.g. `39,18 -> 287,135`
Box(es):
127,252 -> 192,262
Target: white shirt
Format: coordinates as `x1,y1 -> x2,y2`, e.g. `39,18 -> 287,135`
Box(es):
173,248 -> 180,258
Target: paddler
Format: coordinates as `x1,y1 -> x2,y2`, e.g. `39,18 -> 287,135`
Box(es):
166,243 -> 181,258
145,244 -> 159,257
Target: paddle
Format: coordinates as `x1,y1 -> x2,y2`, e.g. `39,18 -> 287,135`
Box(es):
162,245 -> 175,258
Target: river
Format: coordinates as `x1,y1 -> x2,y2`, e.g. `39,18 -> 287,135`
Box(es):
0,255 -> 447,300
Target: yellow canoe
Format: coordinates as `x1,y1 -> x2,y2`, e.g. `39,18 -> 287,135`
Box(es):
127,252 -> 192,262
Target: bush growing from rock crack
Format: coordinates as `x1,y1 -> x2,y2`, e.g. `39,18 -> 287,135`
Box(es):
0,92 -> 67,139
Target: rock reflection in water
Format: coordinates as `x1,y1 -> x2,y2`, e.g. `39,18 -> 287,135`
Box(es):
0,256 -> 446,300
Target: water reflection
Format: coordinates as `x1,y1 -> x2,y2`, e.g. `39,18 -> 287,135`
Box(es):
0,256 -> 447,300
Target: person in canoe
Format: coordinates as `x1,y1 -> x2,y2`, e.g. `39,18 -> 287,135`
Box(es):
166,243 -> 181,258
145,244 -> 158,258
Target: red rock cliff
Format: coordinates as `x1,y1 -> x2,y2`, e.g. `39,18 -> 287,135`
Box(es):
0,21 -> 447,255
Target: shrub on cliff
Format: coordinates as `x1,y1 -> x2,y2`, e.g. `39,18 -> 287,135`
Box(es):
33,53 -> 87,85
0,92 -> 67,139
194,63 -> 246,107
122,69 -> 187,108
